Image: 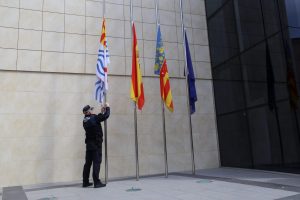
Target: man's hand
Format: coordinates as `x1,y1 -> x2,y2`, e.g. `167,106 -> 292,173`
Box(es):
100,103 -> 109,113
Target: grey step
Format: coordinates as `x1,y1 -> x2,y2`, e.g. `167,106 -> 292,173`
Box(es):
2,186 -> 28,200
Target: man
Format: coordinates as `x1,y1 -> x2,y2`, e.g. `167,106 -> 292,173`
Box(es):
82,103 -> 110,188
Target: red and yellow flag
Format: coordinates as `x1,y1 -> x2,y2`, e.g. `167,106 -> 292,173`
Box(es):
155,25 -> 174,112
100,19 -> 107,47
160,60 -> 174,112
130,23 -> 145,110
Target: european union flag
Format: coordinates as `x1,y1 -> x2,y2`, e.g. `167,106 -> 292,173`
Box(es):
185,31 -> 197,114
154,25 -> 165,75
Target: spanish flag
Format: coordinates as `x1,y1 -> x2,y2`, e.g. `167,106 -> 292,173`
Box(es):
155,25 -> 174,112
130,22 -> 145,110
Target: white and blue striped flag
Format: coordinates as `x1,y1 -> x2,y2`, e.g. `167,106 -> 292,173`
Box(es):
95,19 -> 110,103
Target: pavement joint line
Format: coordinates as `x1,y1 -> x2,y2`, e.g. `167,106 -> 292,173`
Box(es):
224,167 -> 300,178
173,172 -> 300,193
275,194 -> 300,200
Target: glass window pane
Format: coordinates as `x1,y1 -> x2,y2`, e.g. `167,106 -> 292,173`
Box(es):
240,42 -> 266,82
268,34 -> 287,82
205,0 -> 230,17
244,82 -> 288,108
247,106 -> 282,166
261,0 -> 281,36
236,0 -> 265,50
244,82 -> 267,107
212,57 -> 242,80
277,101 -> 300,164
208,1 -> 239,66
276,83 -> 289,101
217,111 -> 252,167
240,35 -> 286,83
214,80 -> 245,114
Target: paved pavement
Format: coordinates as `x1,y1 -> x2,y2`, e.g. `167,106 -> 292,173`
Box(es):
194,168 -> 300,188
2,168 -> 300,200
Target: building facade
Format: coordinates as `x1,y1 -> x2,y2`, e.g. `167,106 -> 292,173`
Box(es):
0,0 -> 219,187
206,0 -> 300,172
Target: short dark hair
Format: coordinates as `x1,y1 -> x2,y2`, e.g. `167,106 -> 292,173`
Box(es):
82,105 -> 93,113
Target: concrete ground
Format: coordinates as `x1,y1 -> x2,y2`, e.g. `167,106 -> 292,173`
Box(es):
2,168 -> 300,200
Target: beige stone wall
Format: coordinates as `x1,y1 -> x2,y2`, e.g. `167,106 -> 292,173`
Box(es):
0,0 -> 219,187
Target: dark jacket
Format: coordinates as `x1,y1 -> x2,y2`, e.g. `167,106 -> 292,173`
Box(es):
83,107 -> 110,150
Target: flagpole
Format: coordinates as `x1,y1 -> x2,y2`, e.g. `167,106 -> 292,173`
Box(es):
102,0 -> 109,184
179,0 -> 195,175
134,103 -> 139,181
155,0 -> 168,178
130,0 -> 139,181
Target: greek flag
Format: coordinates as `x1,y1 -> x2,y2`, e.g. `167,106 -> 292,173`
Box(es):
95,19 -> 110,103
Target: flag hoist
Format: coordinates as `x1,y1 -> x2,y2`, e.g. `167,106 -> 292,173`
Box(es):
130,0 -> 145,181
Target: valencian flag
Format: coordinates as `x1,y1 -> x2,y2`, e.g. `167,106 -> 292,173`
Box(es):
184,31 -> 197,114
154,25 -> 174,112
130,22 -> 145,110
266,43 -> 276,111
285,42 -> 299,110
95,19 -> 110,103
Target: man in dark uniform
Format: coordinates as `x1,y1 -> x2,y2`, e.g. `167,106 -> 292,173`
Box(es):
82,103 -> 110,188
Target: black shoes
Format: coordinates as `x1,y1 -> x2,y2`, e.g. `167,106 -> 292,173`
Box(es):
82,182 -> 93,188
94,182 -> 106,188
83,181 -> 106,188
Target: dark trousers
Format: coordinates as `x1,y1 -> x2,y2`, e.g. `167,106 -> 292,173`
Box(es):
83,149 -> 102,184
